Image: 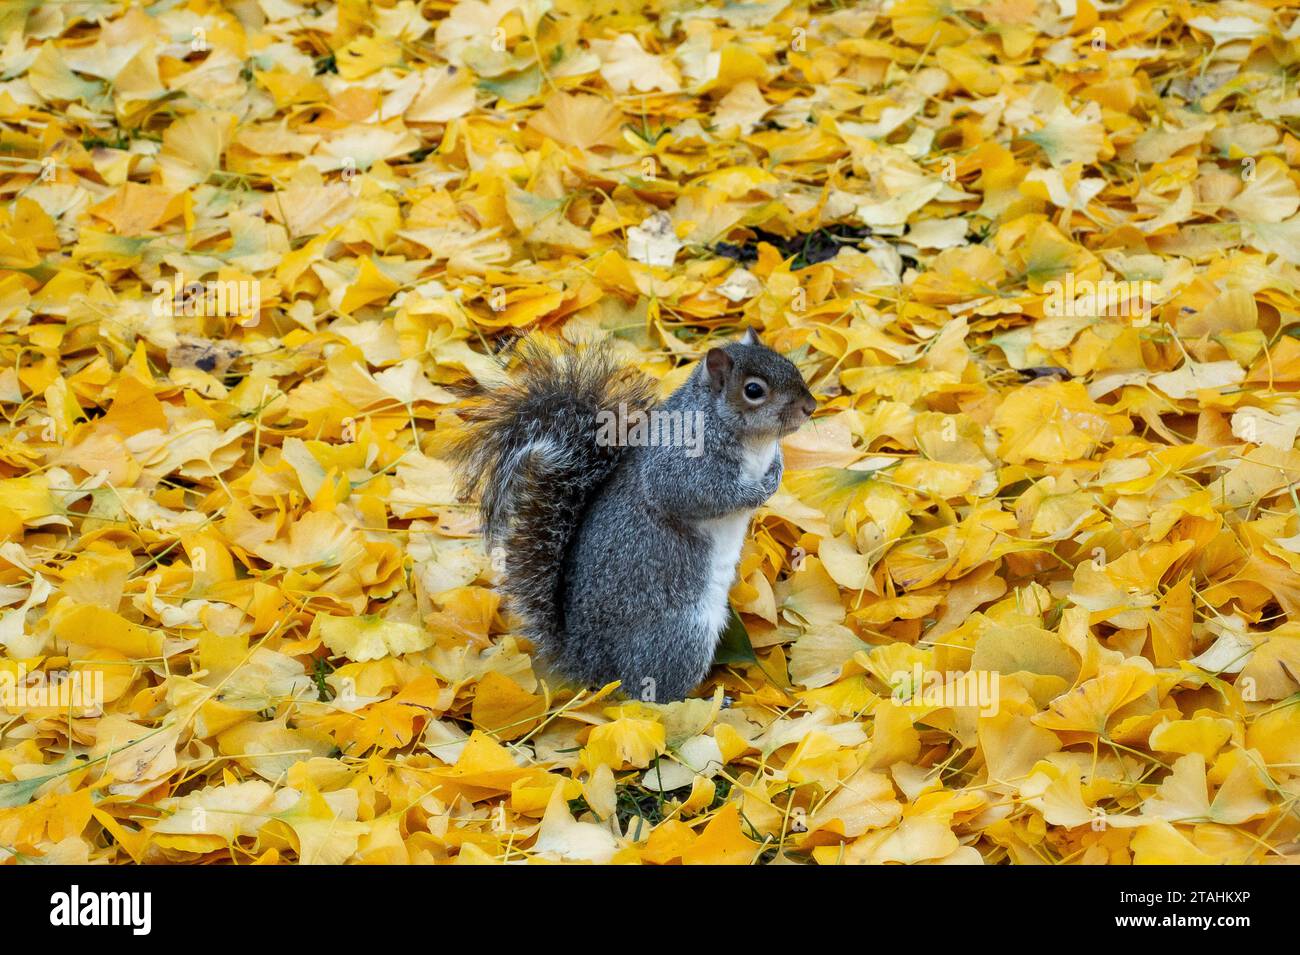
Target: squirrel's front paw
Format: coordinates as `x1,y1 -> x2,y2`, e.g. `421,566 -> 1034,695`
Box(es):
759,457 -> 783,497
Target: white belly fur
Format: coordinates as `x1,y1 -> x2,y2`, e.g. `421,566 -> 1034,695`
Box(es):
696,511 -> 750,639
740,438 -> 778,483
694,438 -> 778,639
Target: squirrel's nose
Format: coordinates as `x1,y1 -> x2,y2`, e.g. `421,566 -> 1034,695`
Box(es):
800,394 -> 816,417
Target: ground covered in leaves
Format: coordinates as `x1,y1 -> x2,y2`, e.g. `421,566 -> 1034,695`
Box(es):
2,0 -> 1300,865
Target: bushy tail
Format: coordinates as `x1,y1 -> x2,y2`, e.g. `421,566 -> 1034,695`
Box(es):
450,337 -> 655,655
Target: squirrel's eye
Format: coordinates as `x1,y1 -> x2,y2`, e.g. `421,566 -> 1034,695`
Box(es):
743,379 -> 767,403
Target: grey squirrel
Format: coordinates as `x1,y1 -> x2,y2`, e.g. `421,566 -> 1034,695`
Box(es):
452,329 -> 816,702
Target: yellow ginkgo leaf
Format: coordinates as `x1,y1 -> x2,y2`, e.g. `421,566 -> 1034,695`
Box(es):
316,614 -> 432,662
581,717 -> 666,772
1032,666 -> 1156,736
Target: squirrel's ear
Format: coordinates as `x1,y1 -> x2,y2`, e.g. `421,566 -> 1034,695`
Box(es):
740,327 -> 760,346
705,348 -> 732,391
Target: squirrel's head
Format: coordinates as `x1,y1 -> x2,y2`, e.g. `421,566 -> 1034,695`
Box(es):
704,328 -> 816,441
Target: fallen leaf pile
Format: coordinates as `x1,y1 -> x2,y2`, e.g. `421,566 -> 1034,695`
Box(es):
1,0 -> 1299,865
